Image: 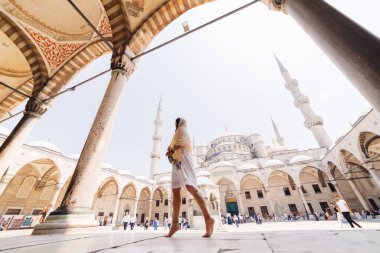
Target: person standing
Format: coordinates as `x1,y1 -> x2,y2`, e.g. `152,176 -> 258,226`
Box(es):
165,118 -> 215,238
168,217 -> 172,229
233,214 -> 239,227
130,214 -> 136,230
121,212 -> 131,230
144,217 -> 150,230
153,217 -> 159,230
335,195 -> 362,228
163,217 -> 168,230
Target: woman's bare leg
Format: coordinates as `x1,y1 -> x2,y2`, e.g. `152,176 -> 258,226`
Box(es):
186,185 -> 215,238
166,187 -> 181,237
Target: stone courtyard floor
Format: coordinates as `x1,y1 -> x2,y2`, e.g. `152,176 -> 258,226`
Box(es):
0,220 -> 379,252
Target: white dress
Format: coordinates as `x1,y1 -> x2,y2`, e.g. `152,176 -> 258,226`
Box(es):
171,149 -> 197,189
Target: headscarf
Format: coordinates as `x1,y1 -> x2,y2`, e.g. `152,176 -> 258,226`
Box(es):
169,118 -> 192,162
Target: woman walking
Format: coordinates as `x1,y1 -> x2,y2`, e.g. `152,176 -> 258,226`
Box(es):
166,118 -> 215,238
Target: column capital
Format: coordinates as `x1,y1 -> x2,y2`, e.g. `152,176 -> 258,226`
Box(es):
271,0 -> 287,13
111,51 -> 135,76
24,98 -> 48,117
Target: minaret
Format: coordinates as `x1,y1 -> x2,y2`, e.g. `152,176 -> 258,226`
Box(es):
150,97 -> 163,179
270,116 -> 285,146
274,56 -> 332,148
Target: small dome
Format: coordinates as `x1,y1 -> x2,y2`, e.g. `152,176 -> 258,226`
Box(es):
263,159 -> 284,168
0,125 -> 11,136
159,176 -> 171,183
267,140 -> 291,155
118,169 -> 132,175
135,175 -> 146,180
197,176 -> 214,186
237,163 -> 258,172
28,141 -> 61,153
196,170 -> 210,177
68,154 -> 80,160
212,161 -> 234,168
102,163 -> 115,170
289,155 -> 313,164
148,179 -> 157,184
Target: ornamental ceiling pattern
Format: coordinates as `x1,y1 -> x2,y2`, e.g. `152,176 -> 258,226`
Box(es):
24,26 -> 85,69
0,0 -> 102,42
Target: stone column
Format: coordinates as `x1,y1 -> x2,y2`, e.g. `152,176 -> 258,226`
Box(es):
265,188 -> 276,217
50,183 -> 64,209
347,178 -> 370,211
132,197 -> 139,217
237,190 -> 245,214
32,54 -> 135,235
112,195 -> 121,224
367,166 -> 380,190
148,200 -> 153,221
0,99 -> 47,178
297,186 -> 311,215
274,0 -> 380,112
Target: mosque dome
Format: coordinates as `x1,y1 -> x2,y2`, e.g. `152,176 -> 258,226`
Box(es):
135,175 -> 146,180
118,169 -> 132,175
263,159 -> 284,168
211,161 -> 234,168
237,163 -> 258,172
28,141 -> 61,154
289,155 -> 313,164
197,176 -> 214,186
68,154 -> 80,160
159,176 -> 171,183
102,163 -> 115,170
196,170 -> 210,177
0,125 -> 11,136
267,140 -> 291,155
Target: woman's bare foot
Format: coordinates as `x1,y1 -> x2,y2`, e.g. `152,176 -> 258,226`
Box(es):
202,217 -> 215,238
165,224 -> 180,238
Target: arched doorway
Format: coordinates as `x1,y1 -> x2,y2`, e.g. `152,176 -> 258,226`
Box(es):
240,174 -> 266,217
117,183 -> 137,223
151,186 -> 169,223
217,178 -> 239,215
137,187 -> 151,224
359,131 -> 380,177
93,178 -> 118,226
268,170 -> 301,218
299,166 -> 335,214
340,149 -> 380,210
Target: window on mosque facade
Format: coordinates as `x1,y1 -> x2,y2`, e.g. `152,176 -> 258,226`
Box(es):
312,184 -> 322,194
260,206 -> 269,217
32,209 -> 42,215
319,202 -> 329,212
283,187 -> 291,196
327,183 -> 336,192
301,185 -> 307,193
307,203 -> 314,214
182,198 -> 186,205
6,209 -> 21,215
245,191 -> 251,199
182,211 -> 187,218
156,200 -> 160,207
16,176 -> 36,199
257,190 -> 264,198
164,199 -> 168,206
288,204 -> 298,214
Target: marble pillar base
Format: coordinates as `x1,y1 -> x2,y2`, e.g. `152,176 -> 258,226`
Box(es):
32,207 -> 99,235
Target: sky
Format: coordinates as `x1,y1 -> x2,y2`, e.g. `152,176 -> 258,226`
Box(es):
3,0 -> 379,178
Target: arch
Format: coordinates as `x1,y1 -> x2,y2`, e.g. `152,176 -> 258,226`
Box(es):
100,0 -> 131,67
0,159 -> 60,216
151,186 -> 169,222
115,182 -> 137,223
92,177 -> 119,226
358,132 -> 380,171
136,186 -> 152,224
240,174 -> 265,190
217,177 -> 239,215
339,149 -> 372,181
0,12 -> 48,97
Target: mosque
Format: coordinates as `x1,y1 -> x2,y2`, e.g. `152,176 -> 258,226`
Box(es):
1,57 -> 379,231
0,0 -> 379,235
